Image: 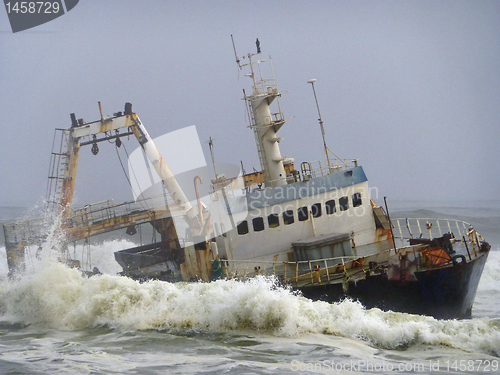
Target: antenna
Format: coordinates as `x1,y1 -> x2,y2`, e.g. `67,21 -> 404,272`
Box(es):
231,34 -> 241,69
208,136 -> 218,178
308,79 -> 331,171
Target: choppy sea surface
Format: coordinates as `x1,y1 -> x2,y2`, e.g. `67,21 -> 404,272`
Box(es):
0,200 -> 499,374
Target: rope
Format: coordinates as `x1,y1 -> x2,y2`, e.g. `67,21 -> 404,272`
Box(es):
120,133 -> 174,217
115,142 -> 152,212
115,143 -> 135,196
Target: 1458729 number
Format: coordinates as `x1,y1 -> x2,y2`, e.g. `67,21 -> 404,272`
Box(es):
5,2 -> 61,14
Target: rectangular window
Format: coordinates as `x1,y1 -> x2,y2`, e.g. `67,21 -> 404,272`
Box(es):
311,203 -> 322,218
339,196 -> 349,211
298,206 -> 309,221
268,213 -> 280,228
253,217 -> 265,232
352,192 -> 362,207
237,220 -> 248,235
283,210 -> 294,225
326,200 -> 336,214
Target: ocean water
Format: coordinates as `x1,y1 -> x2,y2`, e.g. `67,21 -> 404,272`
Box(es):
0,202 -> 499,374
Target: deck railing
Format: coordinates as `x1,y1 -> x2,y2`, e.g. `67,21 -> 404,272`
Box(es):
220,253 -> 385,286
391,217 -> 487,258
391,217 -> 472,240
2,194 -> 174,247
300,158 -> 359,179
219,218 -> 487,286
2,216 -> 47,248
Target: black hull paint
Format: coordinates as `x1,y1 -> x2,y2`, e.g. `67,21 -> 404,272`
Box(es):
298,251 -> 489,319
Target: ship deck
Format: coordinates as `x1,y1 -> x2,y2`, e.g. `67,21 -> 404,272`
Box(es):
2,199 -> 173,251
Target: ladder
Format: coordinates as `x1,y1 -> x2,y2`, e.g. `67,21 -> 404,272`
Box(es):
246,100 -> 268,184
45,128 -> 70,213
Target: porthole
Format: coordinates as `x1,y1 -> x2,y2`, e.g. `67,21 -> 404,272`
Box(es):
298,206 -> 308,221
311,203 -> 322,218
253,217 -> 265,232
339,196 -> 349,211
237,220 -> 248,235
352,192 -> 362,207
283,210 -> 294,225
326,200 -> 336,214
268,213 -> 280,228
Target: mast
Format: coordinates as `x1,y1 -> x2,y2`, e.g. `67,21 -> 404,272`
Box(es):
308,79 -> 331,171
237,38 -> 288,188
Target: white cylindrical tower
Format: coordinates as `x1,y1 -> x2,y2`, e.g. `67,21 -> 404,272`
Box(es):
244,53 -> 287,188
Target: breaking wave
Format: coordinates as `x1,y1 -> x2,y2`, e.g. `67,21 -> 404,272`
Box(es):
478,250 -> 500,292
0,246 -> 7,280
0,257 -> 499,357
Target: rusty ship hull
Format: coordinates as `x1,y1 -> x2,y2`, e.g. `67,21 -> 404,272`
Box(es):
299,250 -> 489,319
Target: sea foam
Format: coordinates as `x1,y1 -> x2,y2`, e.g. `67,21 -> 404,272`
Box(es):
0,257 -> 499,357
478,249 -> 500,292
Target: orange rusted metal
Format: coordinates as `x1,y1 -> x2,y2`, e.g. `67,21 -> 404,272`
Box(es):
419,247 -> 452,266
375,228 -> 393,242
59,133 -> 81,220
193,175 -> 212,237
179,242 -> 215,281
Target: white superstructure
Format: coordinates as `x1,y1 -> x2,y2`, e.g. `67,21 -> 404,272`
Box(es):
239,50 -> 288,188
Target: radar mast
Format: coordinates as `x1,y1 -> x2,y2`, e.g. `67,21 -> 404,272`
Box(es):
234,38 -> 288,188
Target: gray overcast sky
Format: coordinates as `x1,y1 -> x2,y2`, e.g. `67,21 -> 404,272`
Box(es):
1,0 -> 499,208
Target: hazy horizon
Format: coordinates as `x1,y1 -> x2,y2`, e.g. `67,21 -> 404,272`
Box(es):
1,1 -> 499,208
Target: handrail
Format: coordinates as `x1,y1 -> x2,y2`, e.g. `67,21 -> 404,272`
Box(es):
220,253 -> 382,285
218,220 -> 485,285
2,193 -> 176,246
302,158 -> 358,178
223,254 -> 361,267
391,217 -> 472,240
69,193 -> 175,226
